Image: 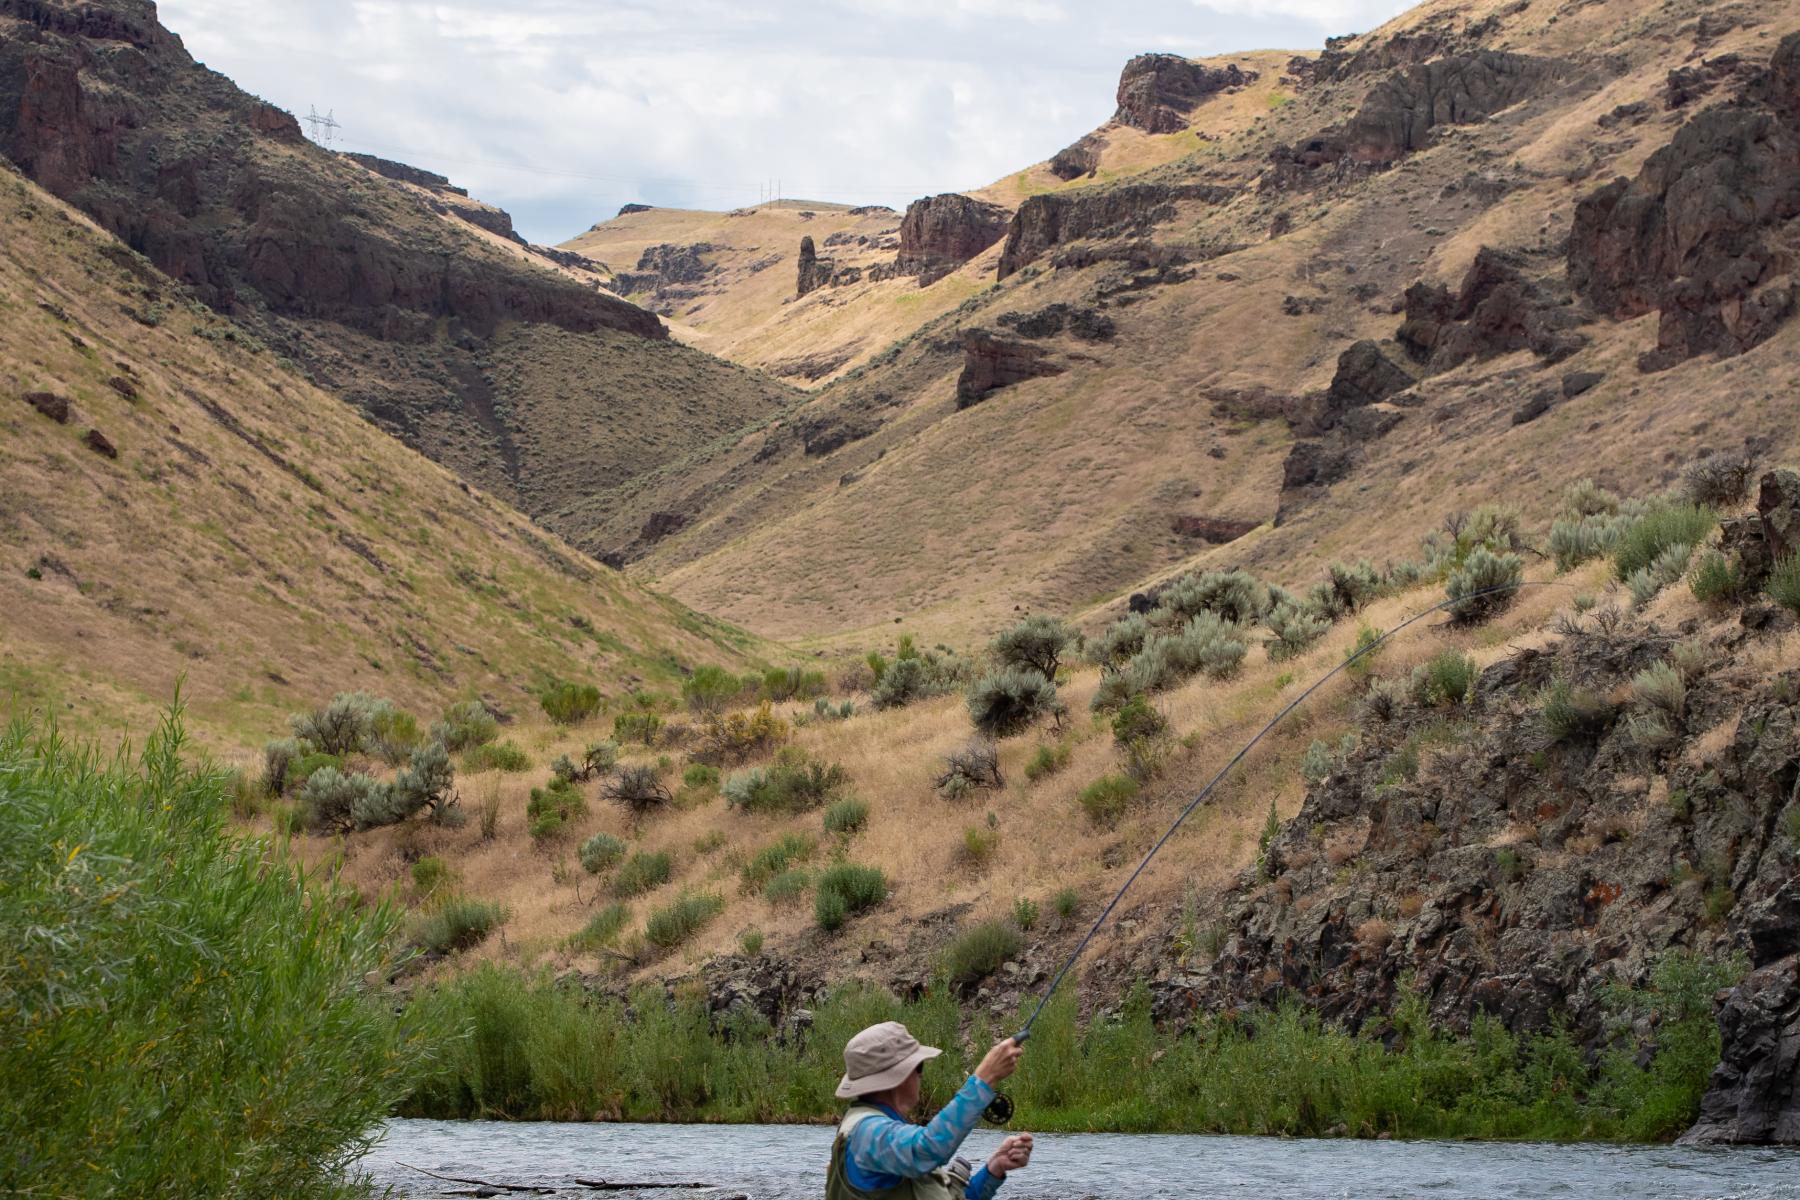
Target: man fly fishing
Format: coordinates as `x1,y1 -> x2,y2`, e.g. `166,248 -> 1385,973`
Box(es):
826,1023 -> 1033,1200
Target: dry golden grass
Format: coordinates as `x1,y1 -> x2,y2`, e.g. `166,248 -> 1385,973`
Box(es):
0,170 -> 767,754
315,568 -> 1586,985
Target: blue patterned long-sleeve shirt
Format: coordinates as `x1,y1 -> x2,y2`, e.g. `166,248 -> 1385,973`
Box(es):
844,1075 -> 1002,1200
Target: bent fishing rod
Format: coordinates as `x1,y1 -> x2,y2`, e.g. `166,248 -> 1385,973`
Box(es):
980,579 -> 1574,1125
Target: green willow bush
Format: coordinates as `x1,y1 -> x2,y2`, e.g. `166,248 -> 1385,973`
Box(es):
400,955 -> 1736,1139
0,710 -> 423,1198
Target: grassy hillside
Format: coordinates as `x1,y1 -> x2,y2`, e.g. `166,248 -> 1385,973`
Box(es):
585,0 -> 1800,651
0,165 -> 765,752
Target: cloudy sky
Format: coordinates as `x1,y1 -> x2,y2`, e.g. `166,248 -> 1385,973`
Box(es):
159,1 -> 1413,245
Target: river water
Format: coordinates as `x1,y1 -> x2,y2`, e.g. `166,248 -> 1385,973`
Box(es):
360,1118 -> 1800,1199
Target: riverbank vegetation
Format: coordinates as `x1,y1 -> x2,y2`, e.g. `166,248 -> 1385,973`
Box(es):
0,709 -> 424,1198
399,955 -> 1737,1142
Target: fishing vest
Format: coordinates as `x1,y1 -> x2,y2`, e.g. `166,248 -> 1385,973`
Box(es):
824,1106 -> 959,1200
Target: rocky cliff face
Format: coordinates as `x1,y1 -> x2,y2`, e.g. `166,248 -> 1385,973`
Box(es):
894,193 -> 1011,286
996,182 -> 1232,280
1397,246 -> 1587,372
0,0 -> 661,342
955,329 -> 1066,407
1569,32 -> 1800,372
1114,53 -> 1257,134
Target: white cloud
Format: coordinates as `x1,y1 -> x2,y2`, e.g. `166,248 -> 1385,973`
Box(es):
159,0 -> 1410,243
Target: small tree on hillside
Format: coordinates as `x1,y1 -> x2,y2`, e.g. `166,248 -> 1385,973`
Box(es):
682,665 -> 740,716
990,615 -> 1076,681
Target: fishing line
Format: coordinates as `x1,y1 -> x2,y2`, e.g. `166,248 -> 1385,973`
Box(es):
991,579 -> 1579,1079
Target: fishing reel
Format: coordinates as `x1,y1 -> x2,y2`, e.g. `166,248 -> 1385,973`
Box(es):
981,1028 -> 1029,1125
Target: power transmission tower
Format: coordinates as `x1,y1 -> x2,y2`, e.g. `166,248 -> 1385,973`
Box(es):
304,106 -> 341,147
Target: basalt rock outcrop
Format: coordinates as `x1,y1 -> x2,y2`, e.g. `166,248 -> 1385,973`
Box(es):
996,182 -> 1232,280
1270,52 -> 1560,181
796,236 -> 833,297
955,330 -> 1066,408
894,193 -> 1011,286
995,303 -> 1116,342
1322,339 -> 1413,421
1113,53 -> 1257,134
1569,33 -> 1800,372
1397,247 -> 1586,371
1048,133 -> 1104,181
1163,615 -> 1800,1089
0,1 -> 662,343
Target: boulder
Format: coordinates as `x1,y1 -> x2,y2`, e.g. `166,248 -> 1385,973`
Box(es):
1048,134 -> 1104,181
83,428 -> 116,458
954,330 -> 1066,408
1322,340 -> 1412,423
1171,515 -> 1258,543
894,194 -> 1010,286
1114,54 -> 1257,134
1570,34 -> 1800,371
1561,370 -> 1605,398
1759,469 -> 1800,562
21,391 -> 70,423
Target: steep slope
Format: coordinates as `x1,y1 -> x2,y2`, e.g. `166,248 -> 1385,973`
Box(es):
586,0 -> 1800,651
0,163 -> 763,750
0,0 -> 799,525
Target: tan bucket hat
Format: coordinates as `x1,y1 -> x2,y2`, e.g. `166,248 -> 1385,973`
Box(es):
836,1021 -> 942,1099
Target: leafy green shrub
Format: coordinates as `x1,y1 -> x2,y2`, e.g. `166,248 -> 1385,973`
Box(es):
415,896 -> 506,955
740,929 -> 766,955
432,700 -> 498,752
1077,774 -> 1139,826
579,832 -> 627,875
683,763 -> 721,790
1769,556 -> 1800,617
1087,613 -> 1151,667
1024,739 -> 1071,782
1446,547 -> 1523,623
1539,679 -> 1615,745
0,712 -> 419,1194
1300,739 -> 1335,785
1053,887 -> 1079,918
742,833 -> 816,892
812,696 -> 856,721
763,868 -> 812,905
966,667 -> 1061,738
1549,515 -> 1625,572
367,706 -> 422,766
945,920 -> 1023,984
462,740 -> 529,773
815,864 -> 887,931
526,777 -> 587,840
698,701 -> 788,764
377,741 -> 456,827
411,856 -> 449,898
1012,897 -> 1040,931
990,615 -> 1076,680
540,680 -> 602,725
613,709 -> 664,746
1688,551 -> 1746,605
1562,477 -> 1619,518
1265,600 -> 1331,660
603,765 -> 674,818
615,850 -> 674,897
761,666 -> 828,702
1099,613 -> 1248,710
722,747 -> 849,814
1614,503 -> 1716,581
1420,651 -> 1477,706
644,892 -> 724,950
569,902 -> 630,951
823,798 -> 869,835
960,823 -> 1000,867
1307,561 -> 1385,621
297,766 -> 386,834
682,665 -> 741,715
